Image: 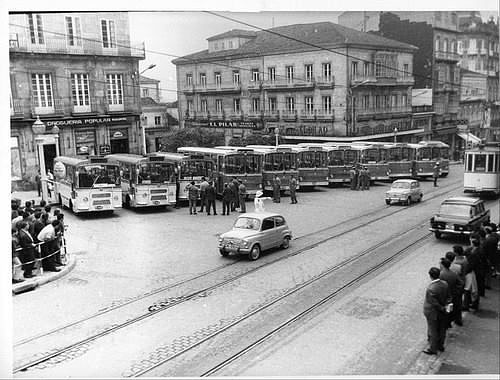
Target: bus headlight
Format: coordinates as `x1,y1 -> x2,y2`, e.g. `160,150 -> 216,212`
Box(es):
258,184 -> 262,188
299,177 -> 303,181
419,168 -> 422,172
83,197 -> 89,202
142,193 -> 148,198
114,195 -> 119,201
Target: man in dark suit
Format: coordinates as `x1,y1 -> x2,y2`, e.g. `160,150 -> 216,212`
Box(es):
16,221 -> 36,279
205,181 -> 217,215
439,257 -> 464,327
423,267 -> 450,355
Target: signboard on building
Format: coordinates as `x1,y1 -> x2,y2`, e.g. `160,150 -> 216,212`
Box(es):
44,116 -> 136,128
189,120 -> 262,130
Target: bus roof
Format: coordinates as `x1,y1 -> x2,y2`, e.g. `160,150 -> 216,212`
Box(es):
246,145 -> 295,153
154,152 -> 212,161
179,146 -> 263,156
55,156 -> 114,166
106,153 -> 150,164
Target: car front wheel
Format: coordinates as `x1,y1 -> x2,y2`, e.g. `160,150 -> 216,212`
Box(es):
385,199 -> 391,205
219,249 -> 228,257
248,244 -> 261,261
417,194 -> 423,203
405,197 -> 411,206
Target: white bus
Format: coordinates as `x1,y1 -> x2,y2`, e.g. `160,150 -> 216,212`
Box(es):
106,153 -> 177,208
153,151 -> 215,202
53,156 -> 122,213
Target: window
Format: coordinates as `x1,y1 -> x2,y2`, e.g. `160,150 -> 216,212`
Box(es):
233,98 -> 240,112
106,74 -> 123,106
305,64 -> 313,82
363,62 -> 371,76
199,73 -> 206,87
214,42 -> 218,50
268,97 -> 277,111
403,63 -> 409,77
402,94 -> 408,107
375,61 -> 383,77
251,69 -> 260,82
221,42 -> 225,49
322,96 -> 332,113
228,40 -> 233,48
286,66 -> 294,83
101,19 -> 116,48
286,97 -> 295,111
65,16 -> 82,47
375,95 -> 381,109
262,218 -> 275,231
251,98 -> 260,112
31,73 -> 53,109
435,36 -> 440,52
322,63 -> 332,81
155,116 -> 161,125
71,73 -> 90,110
186,74 -> 193,86
391,94 -> 398,108
187,100 -> 193,113
268,67 -> 276,82
11,137 -> 22,180
142,88 -> 149,97
363,95 -> 370,109
233,70 -> 240,85
200,99 -> 207,112
215,99 -> 223,113
28,14 -> 44,44
305,96 -> 314,113
443,38 -> 448,52
214,72 -> 221,87
351,61 -> 358,78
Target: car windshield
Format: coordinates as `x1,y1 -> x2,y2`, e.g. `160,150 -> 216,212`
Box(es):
439,204 -> 472,218
392,182 -> 410,189
234,217 -> 261,231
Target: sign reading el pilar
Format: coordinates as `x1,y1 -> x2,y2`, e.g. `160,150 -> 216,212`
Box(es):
190,120 -> 262,130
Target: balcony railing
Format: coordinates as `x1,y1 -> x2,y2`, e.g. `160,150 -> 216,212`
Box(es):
282,110 -> 297,120
356,106 -> 412,118
412,105 -> 434,113
352,74 -> 414,85
300,109 -> 316,120
71,99 -> 100,114
104,96 -> 139,113
10,98 -> 25,117
434,50 -> 460,61
316,109 -> 335,120
262,75 -> 334,89
31,98 -> 65,116
9,34 -> 145,58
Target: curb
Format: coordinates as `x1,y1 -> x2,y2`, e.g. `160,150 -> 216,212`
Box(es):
12,255 -> 77,295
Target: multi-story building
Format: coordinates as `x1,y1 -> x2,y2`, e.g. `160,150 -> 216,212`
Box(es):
173,22 -> 419,144
9,12 -> 145,188
339,11 -> 462,154
457,14 -> 500,141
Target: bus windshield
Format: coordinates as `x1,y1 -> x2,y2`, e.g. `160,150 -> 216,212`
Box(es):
225,154 -> 261,174
299,151 -> 326,168
137,162 -> 174,184
344,150 -> 357,165
329,151 -> 343,166
419,147 -> 432,160
264,152 -> 297,171
431,148 -> 441,159
77,164 -> 120,188
388,147 -> 402,161
180,160 -> 214,179
364,149 -> 379,163
440,148 -> 449,159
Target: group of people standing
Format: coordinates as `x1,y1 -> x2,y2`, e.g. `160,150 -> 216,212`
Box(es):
423,222 -> 499,355
349,165 -> 371,191
11,200 -> 67,283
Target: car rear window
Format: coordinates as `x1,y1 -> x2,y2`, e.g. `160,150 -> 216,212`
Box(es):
439,204 -> 472,218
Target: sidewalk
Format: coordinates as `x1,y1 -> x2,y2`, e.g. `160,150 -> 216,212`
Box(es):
12,255 -> 77,295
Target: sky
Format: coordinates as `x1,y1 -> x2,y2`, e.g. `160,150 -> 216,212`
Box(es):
129,8 -> 499,103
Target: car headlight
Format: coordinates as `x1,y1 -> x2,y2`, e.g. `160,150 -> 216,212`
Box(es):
218,238 -> 223,244
241,240 -> 250,248
83,196 -> 89,202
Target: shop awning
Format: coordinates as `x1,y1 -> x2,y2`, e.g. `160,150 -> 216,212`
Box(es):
457,132 -> 481,144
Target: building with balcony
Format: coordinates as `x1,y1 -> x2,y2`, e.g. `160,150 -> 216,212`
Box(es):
173,22 -> 418,144
339,11 -> 463,154
9,12 -> 145,187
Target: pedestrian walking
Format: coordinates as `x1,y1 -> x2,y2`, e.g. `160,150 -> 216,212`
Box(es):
364,166 -> 371,190
221,183 -> 232,216
289,175 -> 298,204
272,175 -> 281,203
185,181 -> 199,215
423,267 -> 451,355
433,162 -> 440,187
464,235 -> 481,310
198,177 -> 209,213
349,166 -> 357,190
206,181 -> 217,215
238,180 -> 247,213
12,229 -> 24,283
17,221 -> 37,278
230,177 -> 239,211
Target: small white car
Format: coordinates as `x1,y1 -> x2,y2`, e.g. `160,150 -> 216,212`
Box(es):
385,179 -> 423,205
218,212 -> 292,260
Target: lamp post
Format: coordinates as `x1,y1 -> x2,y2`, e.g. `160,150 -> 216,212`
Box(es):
393,127 -> 398,143
138,64 -> 157,155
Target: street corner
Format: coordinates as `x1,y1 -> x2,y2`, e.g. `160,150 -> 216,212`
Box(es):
12,255 -> 77,296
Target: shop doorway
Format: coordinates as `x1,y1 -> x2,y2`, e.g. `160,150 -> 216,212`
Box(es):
110,138 -> 129,153
43,144 -> 57,172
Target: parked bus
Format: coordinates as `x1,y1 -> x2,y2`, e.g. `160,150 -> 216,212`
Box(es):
321,143 -> 357,184
420,140 -> 450,177
245,145 -> 299,191
350,142 -> 390,181
177,146 -> 263,197
464,142 -> 500,194
53,156 -> 122,213
385,142 -> 415,179
279,144 -> 329,188
106,154 -> 176,208
153,151 -> 215,202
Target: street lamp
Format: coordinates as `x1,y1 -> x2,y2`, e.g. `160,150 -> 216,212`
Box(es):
393,127 -> 398,143
140,64 -> 156,75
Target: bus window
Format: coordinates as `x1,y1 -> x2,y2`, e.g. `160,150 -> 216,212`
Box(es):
246,155 -> 261,174
431,148 -> 440,160
389,148 -> 401,161
401,147 -> 411,161
283,153 -> 295,170
330,151 -> 343,165
379,149 -> 387,162
365,149 -> 378,163
420,147 -> 431,160
487,154 -> 494,172
440,148 -> 449,159
466,154 -> 473,171
121,165 -> 131,181
345,151 -> 357,165
474,154 -> 486,172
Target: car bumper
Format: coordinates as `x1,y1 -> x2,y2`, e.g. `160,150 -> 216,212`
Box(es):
429,228 -> 472,235
218,244 -> 251,254
385,197 -> 407,203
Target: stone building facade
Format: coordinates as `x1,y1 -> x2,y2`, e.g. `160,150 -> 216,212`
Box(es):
9,12 -> 144,188
173,22 -> 420,144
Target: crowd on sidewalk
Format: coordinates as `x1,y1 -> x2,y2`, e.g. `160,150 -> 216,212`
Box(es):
183,175 -> 298,216
423,221 -> 500,355
11,199 -> 67,284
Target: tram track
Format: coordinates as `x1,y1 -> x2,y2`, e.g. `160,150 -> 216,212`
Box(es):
13,180 -> 462,374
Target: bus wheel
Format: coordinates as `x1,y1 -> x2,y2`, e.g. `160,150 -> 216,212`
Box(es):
248,244 -> 261,261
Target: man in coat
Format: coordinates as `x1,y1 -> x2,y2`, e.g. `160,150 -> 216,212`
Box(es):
439,257 -> 464,327
433,162 -> 441,187
185,181 -> 199,215
289,175 -> 298,204
205,181 -> 217,215
423,267 -> 451,355
238,180 -> 247,213
221,183 -> 232,216
230,177 -> 240,211
272,175 -> 281,203
17,221 -> 37,278
198,177 -> 209,213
